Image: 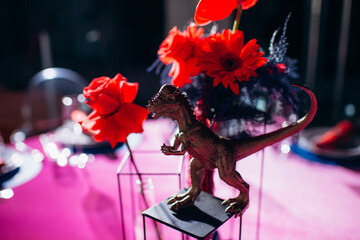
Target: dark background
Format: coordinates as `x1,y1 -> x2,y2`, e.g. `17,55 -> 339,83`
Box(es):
0,0 -> 359,139
0,0 -> 164,93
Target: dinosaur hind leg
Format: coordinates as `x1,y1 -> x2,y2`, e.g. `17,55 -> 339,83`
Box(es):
168,157 -> 204,211
218,156 -> 250,217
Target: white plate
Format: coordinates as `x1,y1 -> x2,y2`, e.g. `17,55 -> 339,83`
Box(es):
53,120 -> 143,153
295,127 -> 360,160
1,147 -> 42,188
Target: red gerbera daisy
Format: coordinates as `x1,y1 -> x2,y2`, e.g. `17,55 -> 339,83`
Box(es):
158,23 -> 204,87
194,0 -> 258,26
197,29 -> 267,95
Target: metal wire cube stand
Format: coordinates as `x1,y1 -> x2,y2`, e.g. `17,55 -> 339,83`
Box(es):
117,150 -> 185,240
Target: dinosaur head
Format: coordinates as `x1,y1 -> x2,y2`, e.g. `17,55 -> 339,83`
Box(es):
147,84 -> 190,119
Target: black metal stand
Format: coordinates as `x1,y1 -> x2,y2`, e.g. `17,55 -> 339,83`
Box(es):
142,189 -> 242,240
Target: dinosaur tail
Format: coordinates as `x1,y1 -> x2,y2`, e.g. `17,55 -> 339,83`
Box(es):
234,85 -> 317,160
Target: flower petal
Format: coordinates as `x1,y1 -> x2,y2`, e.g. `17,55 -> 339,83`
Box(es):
81,103 -> 148,147
195,0 -> 237,25
228,30 -> 244,54
120,81 -> 139,103
114,103 -> 149,134
239,0 -> 258,10
229,81 -> 240,95
81,110 -> 101,135
90,115 -> 123,147
104,73 -> 126,99
88,93 -> 120,115
83,76 -> 111,100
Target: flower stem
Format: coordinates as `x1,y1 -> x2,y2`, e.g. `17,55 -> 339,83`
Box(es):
125,139 -> 142,182
232,3 -> 243,32
125,139 -> 162,240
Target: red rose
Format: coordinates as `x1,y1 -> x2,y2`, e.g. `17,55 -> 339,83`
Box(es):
158,23 -> 204,87
81,74 -> 148,147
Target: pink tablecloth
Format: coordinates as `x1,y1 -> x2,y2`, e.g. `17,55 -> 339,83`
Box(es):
1,119 -> 360,240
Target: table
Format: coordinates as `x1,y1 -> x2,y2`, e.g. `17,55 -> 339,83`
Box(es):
1,119 -> 360,240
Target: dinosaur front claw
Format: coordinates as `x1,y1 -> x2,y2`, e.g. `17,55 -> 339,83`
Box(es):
161,144 -> 174,155
222,197 -> 249,218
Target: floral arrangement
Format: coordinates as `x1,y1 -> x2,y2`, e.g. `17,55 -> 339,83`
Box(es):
151,0 -> 301,137
76,0 -> 304,236
79,0 -> 301,149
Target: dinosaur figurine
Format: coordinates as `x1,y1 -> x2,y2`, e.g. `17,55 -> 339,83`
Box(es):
147,84 -> 317,217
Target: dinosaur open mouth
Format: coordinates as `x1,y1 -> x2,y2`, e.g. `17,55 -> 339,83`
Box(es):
150,106 -> 168,119
147,93 -> 165,119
